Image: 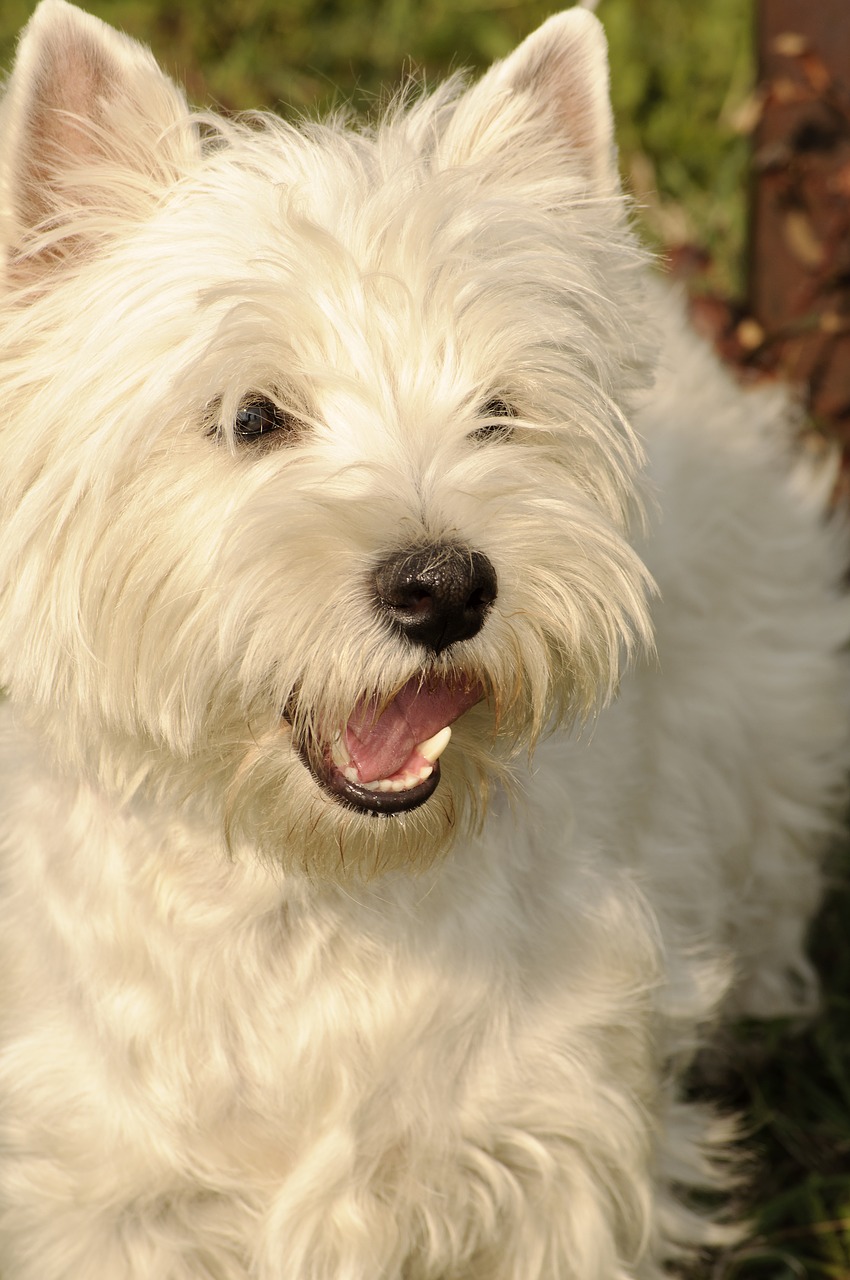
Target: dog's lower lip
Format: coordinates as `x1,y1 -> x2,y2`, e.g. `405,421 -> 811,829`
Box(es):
289,730 -> 441,815
315,757 -> 441,815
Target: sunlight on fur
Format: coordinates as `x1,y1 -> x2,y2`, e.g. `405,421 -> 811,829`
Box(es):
0,2 -> 848,1277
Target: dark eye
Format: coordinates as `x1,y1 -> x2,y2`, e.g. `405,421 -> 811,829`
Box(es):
233,397 -> 294,442
469,396 -> 517,443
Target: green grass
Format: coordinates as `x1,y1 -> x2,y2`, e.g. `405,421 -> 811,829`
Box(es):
711,864 -> 850,1280
2,1 -> 849,1275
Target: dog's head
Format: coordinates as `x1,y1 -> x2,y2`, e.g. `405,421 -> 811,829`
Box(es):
0,0 -> 655,876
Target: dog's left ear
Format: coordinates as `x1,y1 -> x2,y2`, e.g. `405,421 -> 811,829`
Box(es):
442,8 -> 618,194
0,0 -> 199,281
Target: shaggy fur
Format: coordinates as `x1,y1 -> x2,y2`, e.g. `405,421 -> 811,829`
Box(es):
0,3 -> 848,1277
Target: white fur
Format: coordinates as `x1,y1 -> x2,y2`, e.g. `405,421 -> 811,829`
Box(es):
0,4 -> 847,1277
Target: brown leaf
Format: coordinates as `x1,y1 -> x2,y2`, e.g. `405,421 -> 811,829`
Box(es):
772,31 -> 808,58
729,91 -> 765,136
800,52 -> 831,95
753,140 -> 793,173
737,318 -> 766,351
771,77 -> 810,106
819,311 -> 845,335
831,163 -> 850,198
782,209 -> 826,268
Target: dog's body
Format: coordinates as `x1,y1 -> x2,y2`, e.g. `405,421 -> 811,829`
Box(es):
0,3 -> 848,1277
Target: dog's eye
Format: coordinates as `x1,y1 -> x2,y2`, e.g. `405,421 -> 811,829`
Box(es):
233,397 -> 294,442
468,397 -> 517,444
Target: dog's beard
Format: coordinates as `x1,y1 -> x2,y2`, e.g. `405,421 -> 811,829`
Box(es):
222,696 -> 503,881
217,615 -> 596,881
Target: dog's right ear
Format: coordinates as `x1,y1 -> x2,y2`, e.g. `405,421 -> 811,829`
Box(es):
0,0 -> 198,281
439,8 -> 619,197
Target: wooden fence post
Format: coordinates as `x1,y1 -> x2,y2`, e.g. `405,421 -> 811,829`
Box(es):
749,0 -> 850,438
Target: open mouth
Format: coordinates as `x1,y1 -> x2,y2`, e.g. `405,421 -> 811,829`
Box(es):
294,674 -> 484,815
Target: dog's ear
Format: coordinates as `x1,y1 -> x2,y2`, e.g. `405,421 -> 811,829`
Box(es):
0,0 -> 198,279
442,8 -> 618,193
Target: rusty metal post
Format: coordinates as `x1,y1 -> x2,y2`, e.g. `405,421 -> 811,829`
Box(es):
749,0 -> 850,435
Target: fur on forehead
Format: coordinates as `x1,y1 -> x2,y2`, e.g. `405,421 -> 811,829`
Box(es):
0,3 -> 654,448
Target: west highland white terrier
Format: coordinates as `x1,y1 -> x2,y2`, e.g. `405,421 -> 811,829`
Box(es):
0,2 -> 848,1276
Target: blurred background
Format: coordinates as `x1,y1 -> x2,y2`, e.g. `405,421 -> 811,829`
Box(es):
1,2 -> 849,1276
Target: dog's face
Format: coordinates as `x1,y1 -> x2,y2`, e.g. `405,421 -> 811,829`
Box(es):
0,1 -> 655,875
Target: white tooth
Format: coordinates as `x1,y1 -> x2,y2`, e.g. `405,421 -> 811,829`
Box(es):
343,766 -> 359,783
417,725 -> 452,764
359,764 -> 434,794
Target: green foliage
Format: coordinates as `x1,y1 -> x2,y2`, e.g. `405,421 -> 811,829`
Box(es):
602,0 -> 752,275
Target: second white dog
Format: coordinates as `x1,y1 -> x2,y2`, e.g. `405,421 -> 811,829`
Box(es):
0,3 -> 847,1277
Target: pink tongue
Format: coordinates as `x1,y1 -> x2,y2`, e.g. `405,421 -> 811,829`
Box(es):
344,676 -> 484,784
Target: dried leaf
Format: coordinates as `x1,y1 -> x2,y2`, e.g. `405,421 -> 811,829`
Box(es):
800,52 -> 831,95
753,140 -> 792,173
729,91 -> 765,136
782,209 -> 826,269
771,77 -> 809,106
831,163 -> 850,198
772,31 -> 808,58
737,318 -> 766,350
819,312 -> 844,335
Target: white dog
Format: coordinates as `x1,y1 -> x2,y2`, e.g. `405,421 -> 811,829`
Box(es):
0,3 -> 847,1276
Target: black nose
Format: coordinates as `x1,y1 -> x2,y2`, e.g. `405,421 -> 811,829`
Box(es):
372,543 -> 498,654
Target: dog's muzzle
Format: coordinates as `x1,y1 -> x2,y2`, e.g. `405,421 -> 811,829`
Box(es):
292,542 -> 496,815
